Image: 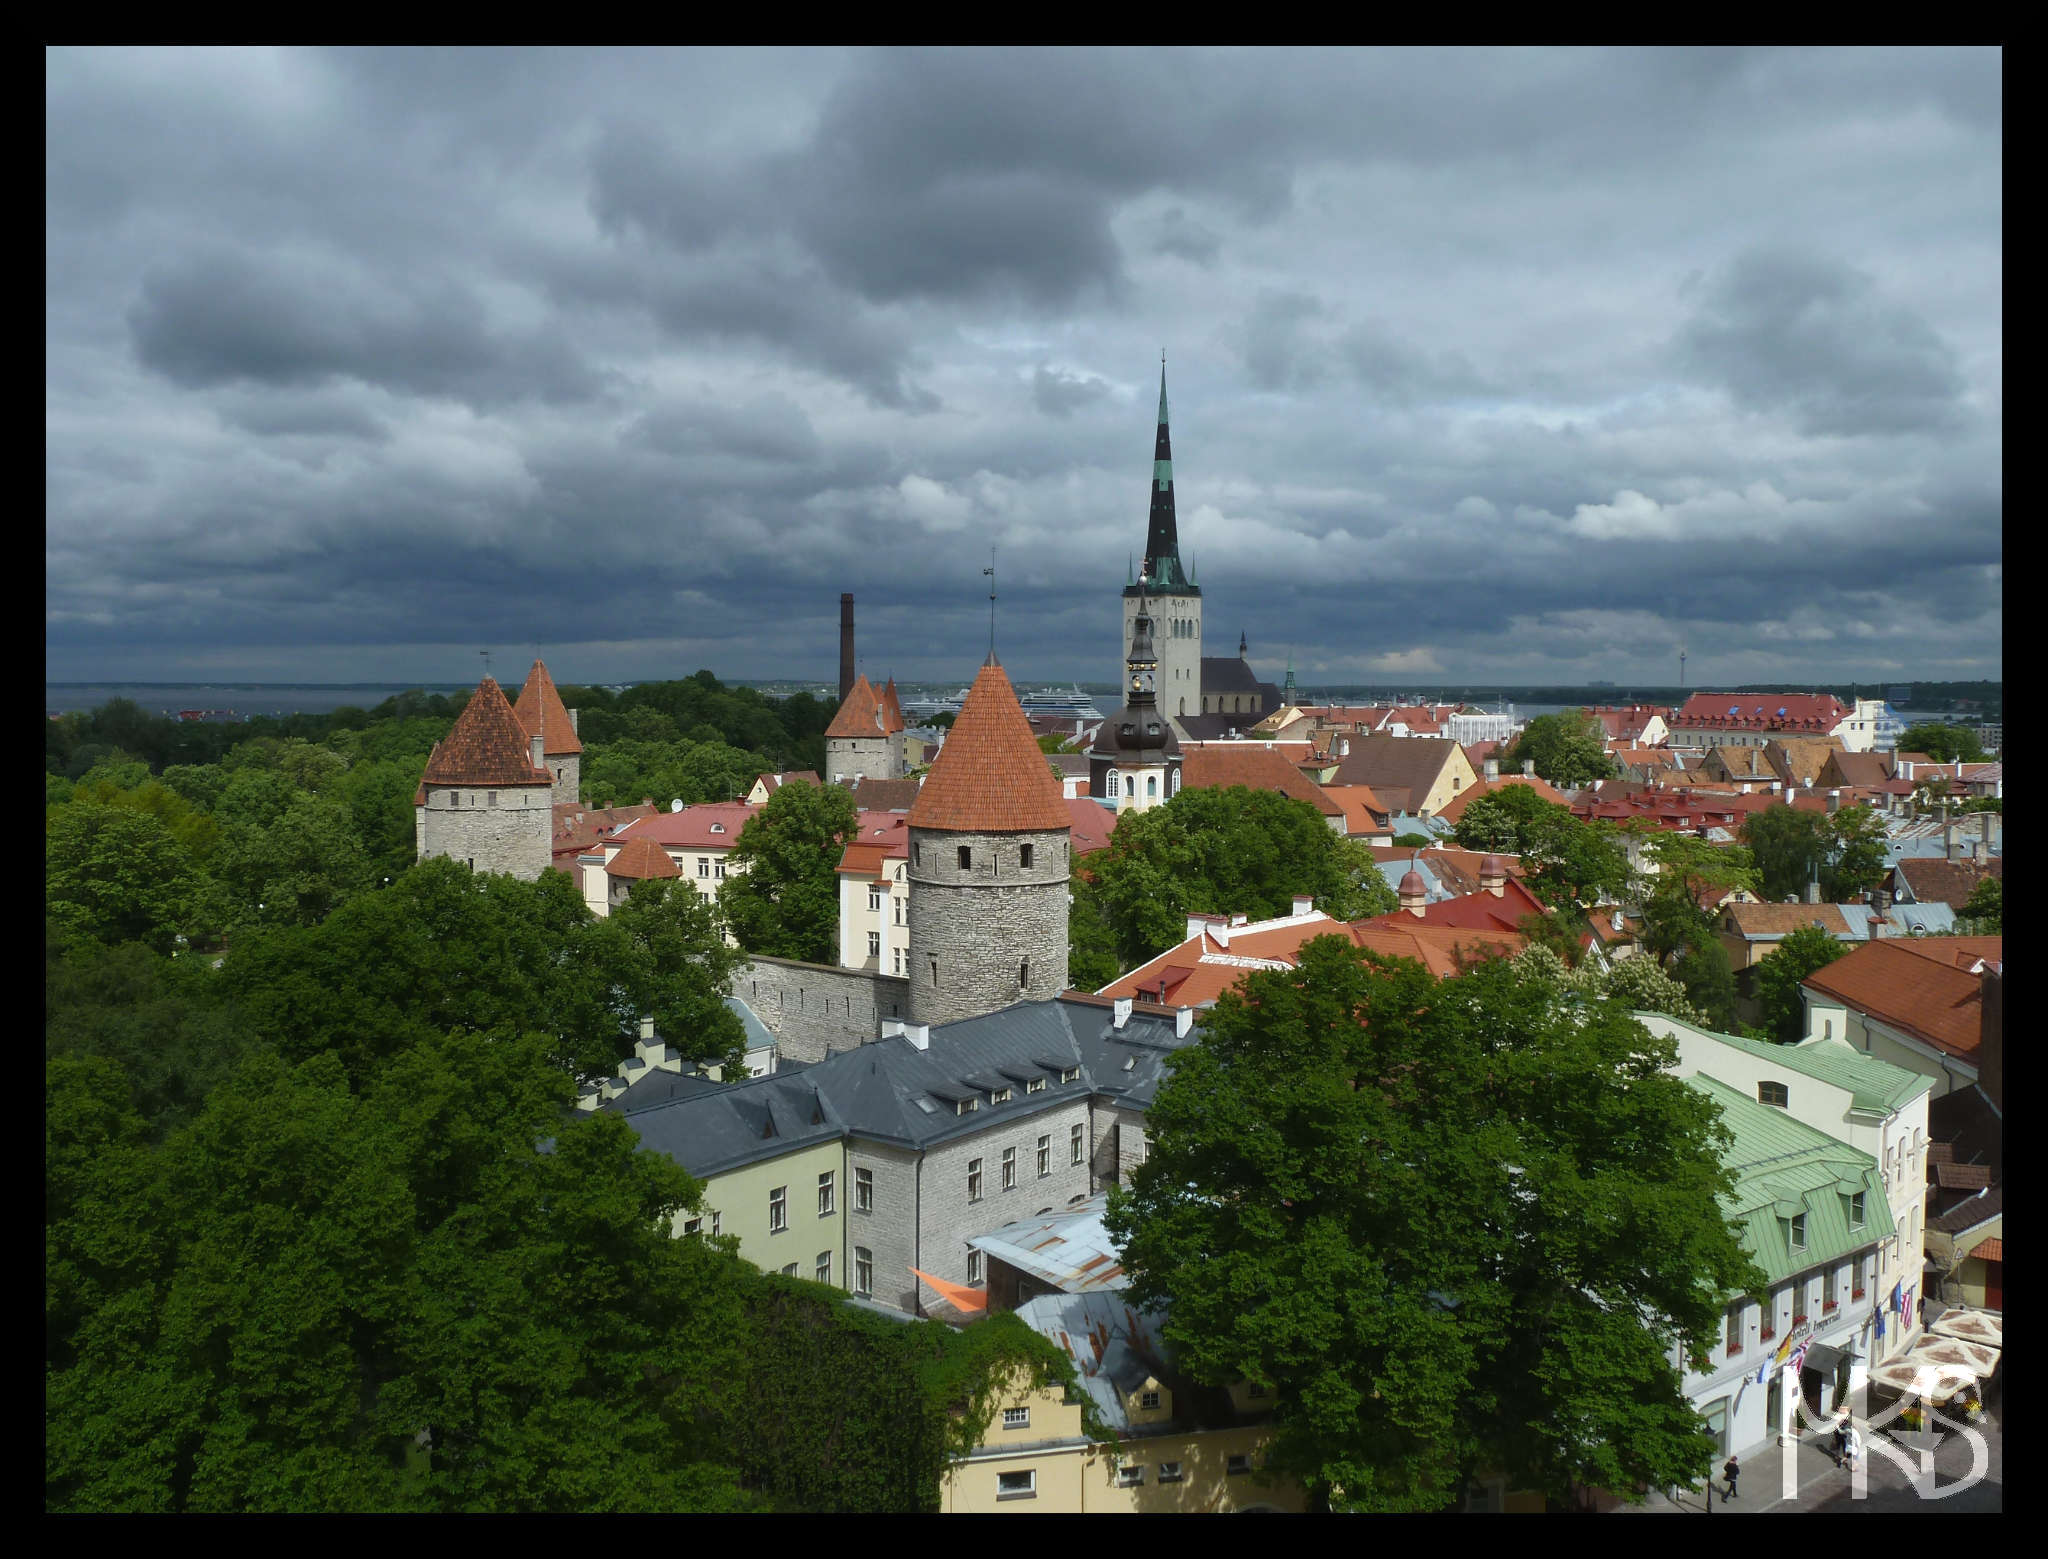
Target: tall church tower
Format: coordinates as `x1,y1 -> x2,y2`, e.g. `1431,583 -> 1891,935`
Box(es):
905,656 -> 1072,1026
1090,588 -> 1180,813
1124,362 -> 1202,719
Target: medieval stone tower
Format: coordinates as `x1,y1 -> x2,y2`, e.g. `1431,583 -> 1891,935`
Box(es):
512,658 -> 582,807
825,672 -> 906,786
415,675 -> 555,881
905,656 -> 1072,1027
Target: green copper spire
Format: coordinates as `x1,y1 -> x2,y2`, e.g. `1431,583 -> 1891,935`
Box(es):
1140,359 -> 1188,591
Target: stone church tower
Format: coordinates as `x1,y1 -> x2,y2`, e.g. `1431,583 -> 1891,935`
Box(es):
1124,363 -> 1203,719
1090,587 -> 1181,813
905,656 -> 1071,1027
825,673 -> 905,786
415,675 -> 555,881
512,658 -> 582,807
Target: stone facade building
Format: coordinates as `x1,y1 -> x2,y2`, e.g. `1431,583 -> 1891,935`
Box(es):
1124,365 -> 1204,723
414,675 -> 555,881
906,657 -> 1073,1027
511,658 -> 582,807
825,674 -> 905,787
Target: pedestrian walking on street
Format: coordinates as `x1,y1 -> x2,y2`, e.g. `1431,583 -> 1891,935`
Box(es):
1833,1413 -> 1850,1468
1843,1423 -> 1862,1472
1723,1455 -> 1740,1500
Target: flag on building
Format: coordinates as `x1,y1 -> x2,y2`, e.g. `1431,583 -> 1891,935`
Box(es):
1888,1280 -> 1902,1317
1788,1337 -> 1811,1376
1899,1283 -> 1915,1326
1874,1304 -> 1886,1340
1756,1329 -> 1794,1385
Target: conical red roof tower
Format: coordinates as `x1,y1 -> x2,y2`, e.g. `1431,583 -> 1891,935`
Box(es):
513,659 -> 583,755
422,677 -> 553,788
909,658 -> 1069,833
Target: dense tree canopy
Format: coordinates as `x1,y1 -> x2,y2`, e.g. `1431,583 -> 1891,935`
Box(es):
720,779 -> 860,964
1754,925 -> 1849,1043
1637,832 -> 1758,965
1897,723 -> 1986,764
1741,803 -> 1888,904
1107,939 -> 1760,1511
1955,875 -> 2001,934
1071,786 -> 1396,979
1501,709 -> 1615,788
1451,788 -> 1634,921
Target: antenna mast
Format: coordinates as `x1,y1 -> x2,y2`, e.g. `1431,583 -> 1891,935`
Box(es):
478,648 -> 492,681
982,546 -> 997,662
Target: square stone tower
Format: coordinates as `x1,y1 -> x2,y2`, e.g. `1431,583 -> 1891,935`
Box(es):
417,675 -> 555,881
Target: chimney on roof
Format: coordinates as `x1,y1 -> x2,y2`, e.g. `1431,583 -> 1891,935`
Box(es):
1806,875 -> 1822,905
1175,1006 -> 1194,1039
568,707 -> 579,735
1480,856 -> 1506,898
531,732 -> 546,771
1484,757 -> 1499,780
1522,760 -> 1535,778
1980,962 -> 2003,1112
640,1014 -> 655,1041
903,1022 -> 929,1051
1112,997 -> 1133,1031
1944,821 -> 1956,860
1971,840 -> 1987,863
1339,737 -> 1350,757
1292,894 -> 1314,917
1826,787 -> 1841,815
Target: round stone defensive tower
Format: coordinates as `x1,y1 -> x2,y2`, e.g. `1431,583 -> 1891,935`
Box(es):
906,656 -> 1072,1027
416,675 -> 555,881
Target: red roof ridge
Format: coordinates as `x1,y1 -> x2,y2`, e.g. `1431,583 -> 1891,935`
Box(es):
421,678 -> 554,788
907,660 -> 1071,834
512,659 -> 583,755
605,834 -> 681,879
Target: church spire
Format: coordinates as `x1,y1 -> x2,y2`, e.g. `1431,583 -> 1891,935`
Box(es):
1142,359 -> 1188,591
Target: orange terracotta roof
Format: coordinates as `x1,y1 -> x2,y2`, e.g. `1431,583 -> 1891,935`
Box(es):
826,675 -> 887,740
1349,922 -> 1523,978
1723,903 -> 1854,938
1968,1237 -> 2002,1263
1323,783 -> 1391,836
878,678 -> 906,735
1434,774 -> 1570,825
835,811 -> 912,877
1180,745 -> 1342,816
906,660 -> 1071,834
1802,936 -> 2000,1061
512,659 -> 583,755
605,835 -> 682,879
420,678 -> 553,788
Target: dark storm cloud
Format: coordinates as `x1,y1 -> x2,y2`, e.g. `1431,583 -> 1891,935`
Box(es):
45,47 -> 2001,685
1676,249 -> 1969,436
130,247 -> 599,408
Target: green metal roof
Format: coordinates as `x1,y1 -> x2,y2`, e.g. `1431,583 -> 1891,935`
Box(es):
1688,1074 -> 1894,1287
1643,1013 -> 1933,1115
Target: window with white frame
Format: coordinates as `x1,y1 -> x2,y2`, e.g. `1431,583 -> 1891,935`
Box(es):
967,1159 -> 983,1202
1071,1123 -> 1085,1164
1850,1191 -> 1866,1226
1158,1461 -> 1184,1483
1037,1135 -> 1051,1177
855,1167 -> 873,1212
867,930 -> 880,958
992,1087 -> 1011,1104
1116,1463 -> 1144,1488
995,1469 -> 1035,1501
697,858 -> 710,878
714,860 -> 726,879
1139,1389 -> 1161,1411
817,1171 -> 835,1217
1790,1213 -> 1807,1251
711,1210 -> 721,1238
1002,1147 -> 1017,1189
1027,1077 -> 1045,1094
683,1215 -> 703,1236
967,1248 -> 984,1283
894,897 -> 904,925
781,1263 -> 798,1277
815,1250 -> 831,1285
1002,1407 -> 1030,1431
768,1186 -> 787,1233
1226,1454 -> 1251,1476
854,1246 -> 872,1298
893,948 -> 903,975
869,887 -> 882,912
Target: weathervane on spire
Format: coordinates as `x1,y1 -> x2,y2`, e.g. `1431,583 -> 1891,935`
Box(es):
983,545 -> 997,663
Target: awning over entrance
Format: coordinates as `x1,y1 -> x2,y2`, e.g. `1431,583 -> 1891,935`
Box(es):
1802,1341 -> 1853,1376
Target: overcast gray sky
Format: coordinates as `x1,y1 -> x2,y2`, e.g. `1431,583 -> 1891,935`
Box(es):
46,47 -> 2002,691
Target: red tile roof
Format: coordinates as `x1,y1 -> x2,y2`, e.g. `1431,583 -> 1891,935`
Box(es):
825,675 -> 887,740
1180,744 -> 1343,816
1968,1237 -> 2003,1264
420,678 -> 553,788
752,770 -> 822,797
1894,856 -> 2000,911
1671,692 -> 1849,733
843,774 -> 922,811
1434,774 -> 1570,825
1801,936 -> 2001,1061
836,810 -> 912,878
610,801 -> 761,850
512,659 -> 583,756
1065,797 -> 1117,856
907,660 -> 1072,834
604,834 -> 682,879
878,679 -> 906,735
1323,784 -> 1391,837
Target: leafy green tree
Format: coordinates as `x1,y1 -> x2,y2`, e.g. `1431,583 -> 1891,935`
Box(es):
1085,787 -> 1396,972
1898,723 -> 1986,764
1108,939 -> 1760,1511
1501,709 -> 1615,788
1671,937 -> 1739,1032
1636,837 -> 1752,965
47,803 -> 199,955
1754,924 -> 1848,1043
158,763 -> 229,811
1392,831 -> 1434,848
1507,943 -> 1705,1024
1954,875 -> 2000,934
1449,783 -> 1567,855
338,757 -> 426,885
209,797 -> 373,930
1451,786 -> 1632,913
720,779 -> 859,964
1825,805 -> 1888,902
1067,874 -> 1125,990
610,879 -> 748,1075
1742,805 -> 1832,902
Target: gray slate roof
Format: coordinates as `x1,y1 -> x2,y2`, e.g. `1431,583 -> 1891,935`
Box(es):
610,996 -> 1196,1178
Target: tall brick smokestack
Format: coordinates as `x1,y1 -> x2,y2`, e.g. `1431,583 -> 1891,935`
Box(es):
839,593 -> 856,703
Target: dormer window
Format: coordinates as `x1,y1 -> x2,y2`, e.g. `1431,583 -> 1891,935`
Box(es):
955,1098 -> 977,1116
710,822 -> 725,834
1027,1077 -> 1045,1094
991,1088 -> 1011,1104
1758,1081 -> 1789,1109
1060,1067 -> 1079,1084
